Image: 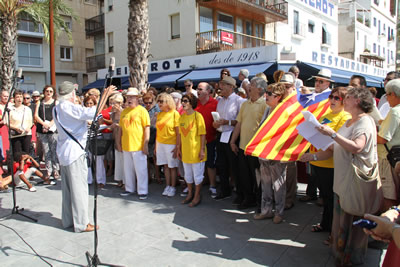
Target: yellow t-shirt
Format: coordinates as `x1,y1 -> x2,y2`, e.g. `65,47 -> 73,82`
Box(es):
179,111 -> 207,164
310,109 -> 351,168
156,110 -> 180,145
236,97 -> 267,150
120,105 -> 150,152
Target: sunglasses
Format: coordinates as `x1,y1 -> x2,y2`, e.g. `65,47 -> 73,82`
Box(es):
45,90 -> 53,93
265,91 -> 277,97
24,97 -> 31,100
181,99 -> 189,103
144,101 -> 153,105
328,95 -> 342,101
157,100 -> 164,104
184,85 -> 191,88
222,72 -> 228,75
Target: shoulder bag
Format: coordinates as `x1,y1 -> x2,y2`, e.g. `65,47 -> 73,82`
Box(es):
384,144 -> 400,168
340,156 -> 383,216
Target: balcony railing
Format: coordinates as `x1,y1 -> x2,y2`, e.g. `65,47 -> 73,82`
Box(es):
85,14 -> 104,36
86,54 -> 105,73
18,56 -> 43,67
196,29 -> 275,54
197,0 -> 287,24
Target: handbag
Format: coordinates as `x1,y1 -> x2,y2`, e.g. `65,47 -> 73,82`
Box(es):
384,144 -> 400,168
339,156 -> 383,216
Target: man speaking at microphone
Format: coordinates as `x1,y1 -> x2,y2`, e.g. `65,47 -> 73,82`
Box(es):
54,81 -> 115,232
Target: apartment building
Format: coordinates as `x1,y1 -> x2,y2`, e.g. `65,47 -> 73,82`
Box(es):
16,0 -> 98,92
338,0 -> 397,70
89,0 -> 393,90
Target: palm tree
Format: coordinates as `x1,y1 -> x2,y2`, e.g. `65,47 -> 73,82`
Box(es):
127,0 -> 150,93
0,0 -> 76,91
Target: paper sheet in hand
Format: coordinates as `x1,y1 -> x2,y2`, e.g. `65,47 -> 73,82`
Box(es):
211,112 -> 223,132
296,111 -> 334,151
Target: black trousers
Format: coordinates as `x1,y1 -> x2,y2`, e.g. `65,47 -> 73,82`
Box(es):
11,134 -> 32,156
311,164 -> 334,231
236,149 -> 259,203
216,134 -> 239,196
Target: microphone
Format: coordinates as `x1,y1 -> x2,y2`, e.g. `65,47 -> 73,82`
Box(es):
108,57 -> 115,77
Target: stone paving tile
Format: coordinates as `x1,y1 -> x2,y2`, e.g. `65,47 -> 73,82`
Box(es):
0,181 -> 386,267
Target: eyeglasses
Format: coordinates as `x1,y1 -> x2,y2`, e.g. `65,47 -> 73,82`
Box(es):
157,100 -> 164,104
144,101 -> 153,105
24,97 -> 31,100
45,90 -> 53,93
181,99 -> 189,103
265,91 -> 277,97
328,95 -> 342,101
315,80 -> 325,84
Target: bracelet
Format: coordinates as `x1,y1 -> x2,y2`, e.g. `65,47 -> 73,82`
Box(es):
390,206 -> 400,213
391,224 -> 400,236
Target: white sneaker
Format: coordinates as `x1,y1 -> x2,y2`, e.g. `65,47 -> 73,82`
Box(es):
167,187 -> 176,197
29,187 -> 37,192
180,187 -> 188,197
162,186 -> 170,196
209,187 -> 217,198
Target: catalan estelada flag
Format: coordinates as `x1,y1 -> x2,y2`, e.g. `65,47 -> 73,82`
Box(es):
245,90 -> 331,161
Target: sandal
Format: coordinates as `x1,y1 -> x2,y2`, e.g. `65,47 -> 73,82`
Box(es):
311,224 -> 325,232
182,196 -> 193,204
324,235 -> 332,246
189,197 -> 201,207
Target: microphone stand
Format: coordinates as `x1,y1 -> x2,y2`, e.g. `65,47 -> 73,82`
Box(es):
85,74 -> 122,267
4,71 -> 37,222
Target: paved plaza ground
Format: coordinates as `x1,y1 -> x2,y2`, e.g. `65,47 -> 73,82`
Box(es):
0,176 -> 386,267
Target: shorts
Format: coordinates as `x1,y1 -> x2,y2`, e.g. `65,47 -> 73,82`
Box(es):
156,142 -> 179,168
183,162 -> 205,185
14,167 -> 37,184
205,140 -> 217,168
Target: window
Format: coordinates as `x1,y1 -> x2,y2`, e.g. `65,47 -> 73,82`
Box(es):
293,10 -> 299,35
373,43 -> 376,53
378,45 -> 380,56
308,20 -> 314,33
373,0 -> 379,5
356,31 -> 359,41
84,0 -> 97,4
18,13 -> 43,33
378,20 -> 381,34
108,0 -> 113,11
107,32 -> 114,52
364,35 -> 367,50
322,24 -> 331,45
199,6 -> 213,32
373,17 -> 376,27
383,47 -> 385,56
18,42 -> 42,67
217,13 -> 234,31
60,46 -> 72,61
63,16 -> 72,30
391,51 -> 394,60
170,13 -> 180,39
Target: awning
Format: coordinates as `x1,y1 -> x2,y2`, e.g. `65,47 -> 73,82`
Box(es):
81,76 -> 130,91
177,62 -> 274,84
294,62 -> 383,88
148,70 -> 192,87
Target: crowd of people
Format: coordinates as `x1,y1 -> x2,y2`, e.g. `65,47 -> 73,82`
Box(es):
1,67 -> 400,266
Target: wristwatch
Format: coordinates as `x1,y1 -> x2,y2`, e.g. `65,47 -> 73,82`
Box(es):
390,206 -> 400,213
331,132 -> 337,139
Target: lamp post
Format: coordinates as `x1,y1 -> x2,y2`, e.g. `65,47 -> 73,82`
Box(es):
49,0 -> 56,88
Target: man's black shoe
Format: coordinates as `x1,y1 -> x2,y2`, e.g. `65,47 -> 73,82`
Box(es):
214,193 -> 231,201
238,201 -> 257,210
232,197 -> 243,205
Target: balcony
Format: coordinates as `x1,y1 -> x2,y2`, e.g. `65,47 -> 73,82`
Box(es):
197,0 -> 288,24
196,29 -> 275,54
85,14 -> 104,36
86,54 -> 105,73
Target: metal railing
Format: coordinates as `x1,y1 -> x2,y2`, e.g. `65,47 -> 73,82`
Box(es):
18,56 -> 43,67
196,29 -> 275,54
85,14 -> 104,36
86,54 -> 105,73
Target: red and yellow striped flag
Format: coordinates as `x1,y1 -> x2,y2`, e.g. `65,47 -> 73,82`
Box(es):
245,92 -> 331,161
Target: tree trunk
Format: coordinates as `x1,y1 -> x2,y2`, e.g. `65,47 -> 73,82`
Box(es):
0,14 -> 18,92
127,0 -> 150,93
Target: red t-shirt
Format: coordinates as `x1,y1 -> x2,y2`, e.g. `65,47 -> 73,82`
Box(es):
101,106 -> 113,133
195,97 -> 218,143
13,161 -> 32,174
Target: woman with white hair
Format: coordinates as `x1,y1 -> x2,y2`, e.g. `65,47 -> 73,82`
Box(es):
377,79 -> 400,209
